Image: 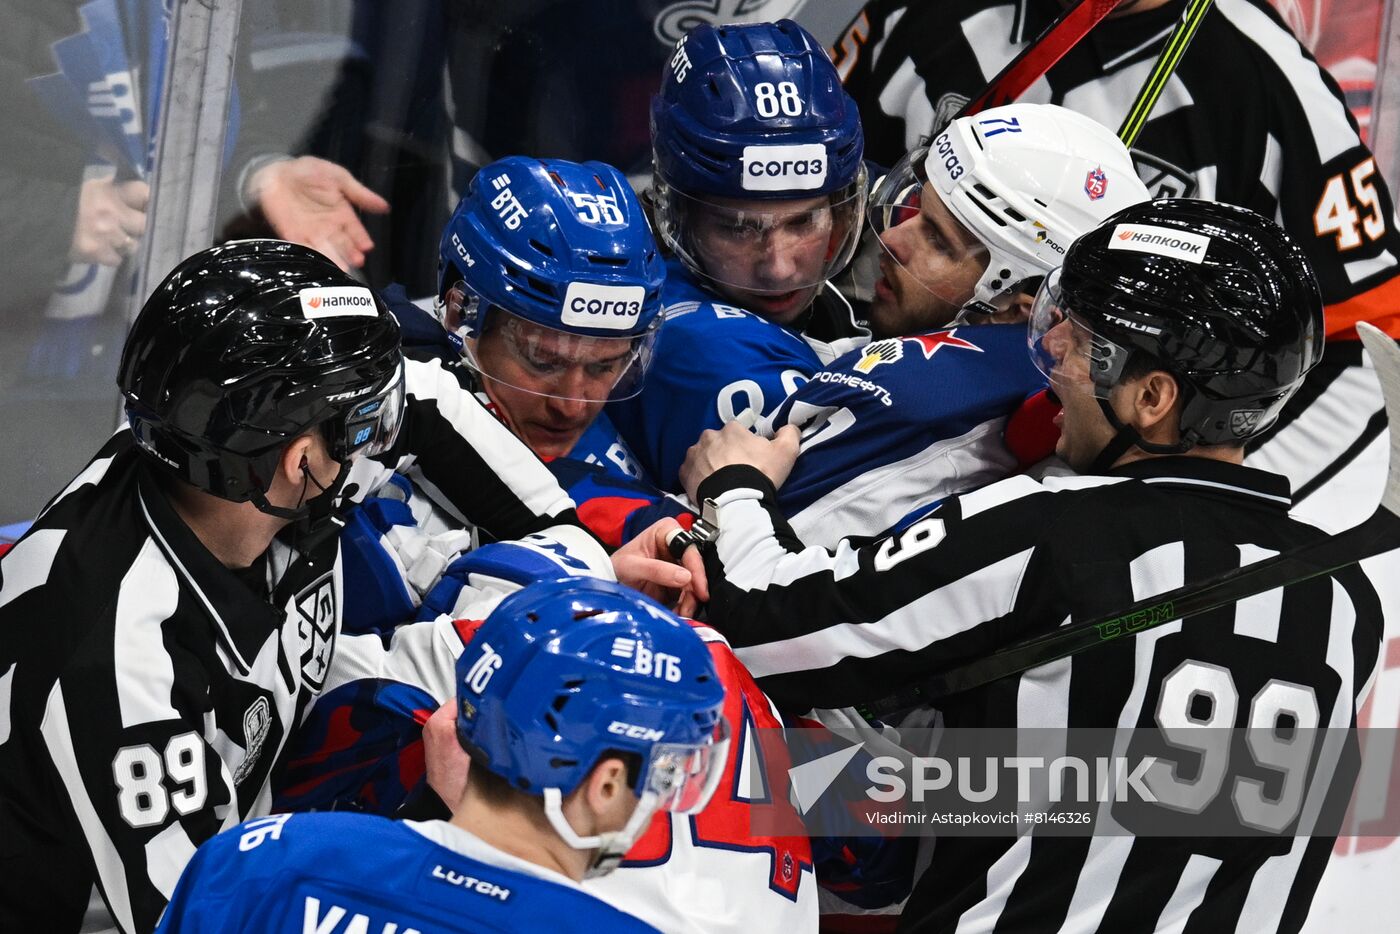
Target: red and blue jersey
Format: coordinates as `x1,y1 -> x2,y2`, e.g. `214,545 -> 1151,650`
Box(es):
762,323 -> 1053,545
608,259 -> 830,493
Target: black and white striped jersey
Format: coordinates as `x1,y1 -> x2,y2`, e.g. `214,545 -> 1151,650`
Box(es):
841,0 -> 1400,341
0,357 -> 600,934
696,458 -> 1383,932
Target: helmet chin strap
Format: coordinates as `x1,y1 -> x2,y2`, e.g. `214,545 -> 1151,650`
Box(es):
1088,397 -> 1193,474
542,787 -> 661,879
249,457 -> 351,526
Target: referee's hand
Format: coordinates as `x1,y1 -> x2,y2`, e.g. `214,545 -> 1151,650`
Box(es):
680,421 -> 801,506
611,517 -> 709,618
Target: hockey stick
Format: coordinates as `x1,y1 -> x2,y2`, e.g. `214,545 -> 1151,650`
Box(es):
858,323 -> 1400,719
1117,0 -> 1217,146
957,0 -> 1132,118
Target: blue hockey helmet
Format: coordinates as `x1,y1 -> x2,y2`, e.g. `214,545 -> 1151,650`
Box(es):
650,20 -> 867,305
455,577 -> 728,875
437,157 -> 666,401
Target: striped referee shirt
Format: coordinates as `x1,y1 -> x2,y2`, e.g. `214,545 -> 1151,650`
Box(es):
697,457 -> 1382,932
0,357 -> 600,933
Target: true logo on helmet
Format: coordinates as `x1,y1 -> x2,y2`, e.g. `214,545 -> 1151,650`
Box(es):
1084,166 -> 1108,201
741,144 -> 827,192
561,281 -> 645,330
299,286 -> 378,319
1108,224 -> 1209,264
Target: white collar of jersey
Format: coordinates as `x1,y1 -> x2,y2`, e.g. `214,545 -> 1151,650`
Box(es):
405,819 -> 586,890
1108,456 -> 1294,508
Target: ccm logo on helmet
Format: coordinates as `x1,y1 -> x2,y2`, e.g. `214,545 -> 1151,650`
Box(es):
299,286 -> 378,319
561,281 -> 645,331
741,144 -> 828,192
1108,224 -> 1210,265
608,721 -> 666,742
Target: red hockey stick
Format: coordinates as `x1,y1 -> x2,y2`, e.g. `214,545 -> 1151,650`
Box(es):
957,0 -> 1133,118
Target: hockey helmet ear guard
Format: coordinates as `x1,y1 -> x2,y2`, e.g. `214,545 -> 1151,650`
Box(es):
454,577 -> 728,877
119,239 -> 404,516
436,157 -> 665,402
1028,198 -> 1323,448
869,104 -> 1151,320
650,19 -> 867,297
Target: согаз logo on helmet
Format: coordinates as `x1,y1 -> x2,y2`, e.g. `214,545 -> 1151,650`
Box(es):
561,282 -> 645,330
741,143 -> 827,191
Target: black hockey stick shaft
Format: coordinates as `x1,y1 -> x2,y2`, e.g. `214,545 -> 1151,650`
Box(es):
860,324 -> 1400,719
1117,0 -> 1217,146
957,0 -> 1132,118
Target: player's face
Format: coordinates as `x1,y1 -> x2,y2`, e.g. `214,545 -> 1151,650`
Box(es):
474,318 -> 622,458
1042,317 -> 1116,471
689,194 -> 834,325
871,189 -> 987,339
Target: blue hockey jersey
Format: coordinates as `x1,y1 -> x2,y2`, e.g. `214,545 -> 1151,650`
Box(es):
761,324 -> 1049,546
156,813 -> 659,933
610,259 -> 852,493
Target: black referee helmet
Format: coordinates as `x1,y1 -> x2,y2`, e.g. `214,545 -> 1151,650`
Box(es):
118,240 -> 404,510
1033,198 -> 1323,451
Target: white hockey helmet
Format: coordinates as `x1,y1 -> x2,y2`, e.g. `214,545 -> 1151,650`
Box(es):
868,103 -> 1151,318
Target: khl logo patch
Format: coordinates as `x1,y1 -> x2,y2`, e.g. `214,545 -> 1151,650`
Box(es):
295,574 -> 337,692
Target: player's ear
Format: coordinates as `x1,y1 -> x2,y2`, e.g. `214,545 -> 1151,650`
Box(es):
582,756 -> 634,828
278,433 -> 318,487
1132,370 -> 1183,442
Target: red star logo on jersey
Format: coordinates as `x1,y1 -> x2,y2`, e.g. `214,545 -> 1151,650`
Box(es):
904,328 -> 983,359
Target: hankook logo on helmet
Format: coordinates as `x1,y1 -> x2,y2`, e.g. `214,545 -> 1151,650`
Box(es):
561,281 -> 646,330
299,286 -> 379,319
1108,224 -> 1210,264
741,144 -> 827,192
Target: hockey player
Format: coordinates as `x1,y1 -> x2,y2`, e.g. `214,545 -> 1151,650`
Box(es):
609,19 -> 870,492
340,156 -> 696,635
842,0 -> 1400,531
280,538 -> 820,933
680,199 -> 1383,931
761,103 -> 1151,544
0,241 -> 689,933
156,578 -> 729,933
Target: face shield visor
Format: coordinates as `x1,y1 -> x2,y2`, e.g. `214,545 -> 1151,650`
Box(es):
544,716 -> 731,878
865,145 -> 995,325
323,361 -> 406,462
1026,269 -> 1131,399
444,286 -> 661,403
657,167 -> 867,306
